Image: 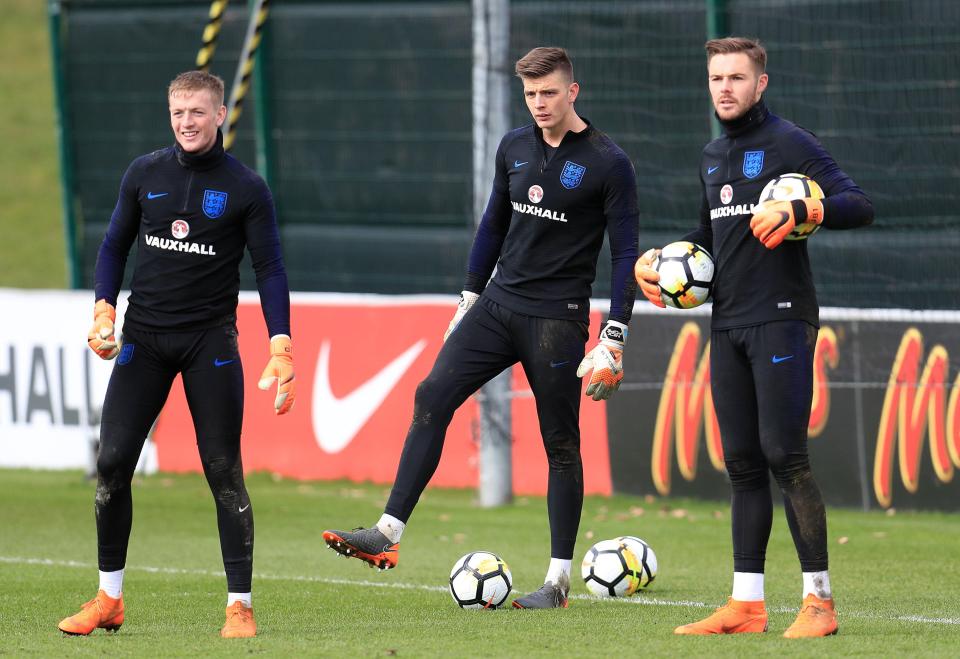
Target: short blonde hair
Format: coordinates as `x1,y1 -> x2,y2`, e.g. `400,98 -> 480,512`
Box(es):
705,37 -> 767,73
515,47 -> 574,82
168,70 -> 225,107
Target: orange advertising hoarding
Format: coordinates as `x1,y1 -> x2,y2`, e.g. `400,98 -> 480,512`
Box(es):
151,294 -> 611,495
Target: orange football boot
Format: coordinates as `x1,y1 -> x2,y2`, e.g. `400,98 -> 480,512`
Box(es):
674,598 -> 768,635
221,601 -> 256,638
58,590 -> 124,635
783,594 -> 838,638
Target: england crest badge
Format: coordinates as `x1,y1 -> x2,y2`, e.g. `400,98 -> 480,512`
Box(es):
560,161 -> 586,189
202,189 -> 228,219
742,151 -> 764,179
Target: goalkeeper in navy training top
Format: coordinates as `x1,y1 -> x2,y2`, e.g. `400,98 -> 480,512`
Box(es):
323,47 -> 639,609
58,71 -> 294,639
636,37 -> 873,637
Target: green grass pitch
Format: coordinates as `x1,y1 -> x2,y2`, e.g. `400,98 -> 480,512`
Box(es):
0,1 -> 65,289
1,469 -> 958,657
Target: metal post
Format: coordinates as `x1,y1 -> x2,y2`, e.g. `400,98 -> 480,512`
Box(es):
472,0 -> 512,507
251,8 -> 272,184
48,0 -> 81,289
705,0 -> 728,140
224,0 -> 270,151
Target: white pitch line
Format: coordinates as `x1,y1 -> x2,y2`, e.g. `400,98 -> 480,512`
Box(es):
3,556 -> 957,626
0,555 -> 447,593
576,592 -> 960,625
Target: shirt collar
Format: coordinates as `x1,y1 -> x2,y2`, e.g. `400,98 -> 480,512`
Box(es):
535,117 -> 594,146
718,100 -> 769,138
174,129 -> 226,170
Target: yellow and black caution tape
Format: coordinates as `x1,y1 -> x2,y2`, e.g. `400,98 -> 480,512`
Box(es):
195,0 -> 230,72
224,0 -> 270,151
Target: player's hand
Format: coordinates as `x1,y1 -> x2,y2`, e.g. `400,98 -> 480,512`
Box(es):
87,299 -> 120,360
258,335 -> 295,415
750,198 -> 824,249
444,291 -> 480,342
577,320 -> 627,401
634,248 -> 665,308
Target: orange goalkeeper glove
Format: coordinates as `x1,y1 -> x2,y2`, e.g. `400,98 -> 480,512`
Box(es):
576,320 -> 627,401
634,247 -> 665,308
750,198 -> 824,249
258,335 -> 295,415
87,299 -> 120,360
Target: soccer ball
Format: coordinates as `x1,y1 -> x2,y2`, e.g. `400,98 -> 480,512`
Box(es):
757,172 -> 825,241
615,536 -> 657,589
649,241 -> 714,309
581,539 -> 644,597
449,551 -> 512,609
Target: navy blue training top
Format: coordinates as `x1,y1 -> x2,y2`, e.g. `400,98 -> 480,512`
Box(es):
684,101 -> 874,329
465,121 -> 640,325
94,130 -> 290,337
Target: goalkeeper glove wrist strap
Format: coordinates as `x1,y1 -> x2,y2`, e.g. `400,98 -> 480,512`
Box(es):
269,335 -> 293,357
599,320 -> 628,350
94,299 -> 116,321
791,198 -> 824,225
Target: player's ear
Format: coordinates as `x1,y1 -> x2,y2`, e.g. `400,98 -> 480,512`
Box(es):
756,72 -> 769,97
567,81 -> 580,103
216,104 -> 227,127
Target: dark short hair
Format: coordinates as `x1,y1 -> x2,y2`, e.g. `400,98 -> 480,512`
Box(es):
515,47 -> 574,81
705,37 -> 767,73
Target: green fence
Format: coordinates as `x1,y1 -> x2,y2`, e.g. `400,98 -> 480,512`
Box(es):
52,0 -> 960,307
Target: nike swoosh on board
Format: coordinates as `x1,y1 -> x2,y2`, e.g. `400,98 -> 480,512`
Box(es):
312,339 -> 427,454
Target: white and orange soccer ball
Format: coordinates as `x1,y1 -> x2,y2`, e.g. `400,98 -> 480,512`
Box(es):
449,551 -> 512,609
757,172 -> 825,240
581,536 -> 658,598
650,241 -> 714,309
615,535 -> 657,590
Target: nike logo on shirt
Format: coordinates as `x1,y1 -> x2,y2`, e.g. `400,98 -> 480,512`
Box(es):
146,192 -> 169,199
214,358 -> 235,367
514,160 -> 529,168
707,165 -> 719,175
312,340 -> 427,453
772,354 -> 795,364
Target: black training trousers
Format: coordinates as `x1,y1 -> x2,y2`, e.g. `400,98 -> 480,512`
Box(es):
385,296 -> 589,559
96,322 -> 253,592
710,320 -> 829,574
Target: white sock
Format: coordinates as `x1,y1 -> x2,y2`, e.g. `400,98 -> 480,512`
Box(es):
227,592 -> 252,607
731,571 -> 765,601
376,514 -> 406,544
545,558 -> 572,586
802,571 -> 832,599
98,569 -> 124,598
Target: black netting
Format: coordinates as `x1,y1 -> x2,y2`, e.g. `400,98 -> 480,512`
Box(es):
60,0 -> 960,306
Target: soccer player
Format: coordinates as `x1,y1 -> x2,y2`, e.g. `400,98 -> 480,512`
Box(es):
323,47 -> 639,609
636,37 -> 873,637
58,71 -> 295,639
